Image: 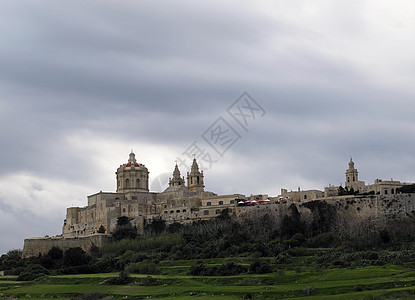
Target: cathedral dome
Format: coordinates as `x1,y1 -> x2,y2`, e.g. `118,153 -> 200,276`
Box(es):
116,151 -> 149,193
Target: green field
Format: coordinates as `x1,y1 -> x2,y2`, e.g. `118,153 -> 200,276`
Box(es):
2,259 -> 415,299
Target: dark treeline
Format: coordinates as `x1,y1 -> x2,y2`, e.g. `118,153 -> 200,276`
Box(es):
3,202 -> 415,280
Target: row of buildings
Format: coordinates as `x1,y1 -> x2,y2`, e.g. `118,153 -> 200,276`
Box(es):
62,152 -> 412,238
279,158 -> 411,202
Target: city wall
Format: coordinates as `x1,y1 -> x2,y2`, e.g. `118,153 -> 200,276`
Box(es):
22,194 -> 415,258
22,234 -> 112,258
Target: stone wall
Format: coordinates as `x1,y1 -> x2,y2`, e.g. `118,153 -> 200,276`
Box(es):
22,234 -> 112,258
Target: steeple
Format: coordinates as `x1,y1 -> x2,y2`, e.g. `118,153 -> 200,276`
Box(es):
187,158 -> 204,192
169,163 -> 185,187
345,157 -> 358,188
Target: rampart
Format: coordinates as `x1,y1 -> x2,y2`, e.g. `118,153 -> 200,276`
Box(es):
22,234 -> 112,258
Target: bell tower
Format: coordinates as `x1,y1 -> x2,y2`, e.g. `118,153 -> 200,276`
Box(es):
169,163 -> 185,187
187,158 -> 204,192
116,151 -> 149,193
345,157 -> 358,189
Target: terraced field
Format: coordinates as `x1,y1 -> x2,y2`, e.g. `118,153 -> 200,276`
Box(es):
2,259 -> 415,299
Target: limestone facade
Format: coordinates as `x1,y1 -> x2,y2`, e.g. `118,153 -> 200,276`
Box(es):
280,158 -> 412,202
61,152 -> 247,238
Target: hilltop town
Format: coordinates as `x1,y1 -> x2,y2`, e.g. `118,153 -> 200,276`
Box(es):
23,152 -> 415,257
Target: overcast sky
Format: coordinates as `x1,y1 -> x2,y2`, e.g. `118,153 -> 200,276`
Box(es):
1,0 -> 415,255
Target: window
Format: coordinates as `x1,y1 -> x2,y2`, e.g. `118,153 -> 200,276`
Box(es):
183,209 -> 187,213
207,202 -> 211,206
216,209 -> 221,214
136,178 -> 140,187
229,209 -> 232,213
170,210 -> 174,214
125,179 -> 130,188
384,189 -> 388,195
131,196 -> 137,200
230,200 -> 235,204
219,201 -> 223,205
164,211 -> 167,214
122,208 -> 126,213
203,210 -> 209,215
176,210 -> 180,213
304,195 -> 307,200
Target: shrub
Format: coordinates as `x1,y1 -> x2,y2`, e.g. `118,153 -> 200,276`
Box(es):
17,264 -> 49,281
136,260 -> 159,274
302,286 -> 316,296
105,270 -> 132,285
249,261 -> 273,274
47,246 -> 63,260
138,276 -> 162,286
274,253 -> 292,264
64,247 -> 89,267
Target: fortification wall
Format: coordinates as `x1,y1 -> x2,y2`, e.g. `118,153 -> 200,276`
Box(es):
22,234 -> 112,258
323,193 -> 415,220
235,194 -> 415,230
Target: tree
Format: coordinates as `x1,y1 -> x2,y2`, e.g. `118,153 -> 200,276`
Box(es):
47,246 -> 63,260
113,217 -> 137,241
64,247 -> 88,266
144,216 -> 166,234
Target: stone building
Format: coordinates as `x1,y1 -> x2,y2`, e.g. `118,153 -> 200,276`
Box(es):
324,158 -> 411,198
23,153 -> 415,257
62,151 -> 246,238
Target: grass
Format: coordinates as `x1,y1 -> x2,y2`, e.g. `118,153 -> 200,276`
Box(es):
2,259 -> 415,299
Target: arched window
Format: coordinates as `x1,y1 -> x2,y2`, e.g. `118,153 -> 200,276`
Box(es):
125,179 -> 130,188
197,176 -> 200,184
203,210 -> 209,215
216,209 -> 221,214
136,178 -> 140,188
391,188 -> 395,194
219,201 -> 223,205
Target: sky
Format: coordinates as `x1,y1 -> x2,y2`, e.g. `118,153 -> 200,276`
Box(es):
1,0 -> 415,255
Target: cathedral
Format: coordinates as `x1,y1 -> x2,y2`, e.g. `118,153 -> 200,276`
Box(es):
62,152 -> 243,237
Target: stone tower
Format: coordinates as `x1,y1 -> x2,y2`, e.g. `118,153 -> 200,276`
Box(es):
345,157 -> 358,189
168,164 -> 185,187
187,158 -> 204,192
116,151 -> 149,193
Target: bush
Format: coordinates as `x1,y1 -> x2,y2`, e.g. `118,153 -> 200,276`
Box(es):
17,264 -> 49,281
105,270 -> 132,285
64,247 -> 89,267
134,260 -> 159,274
274,253 -> 292,264
302,286 -> 316,296
138,275 -> 162,286
249,261 -> 273,274
47,246 -> 64,260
